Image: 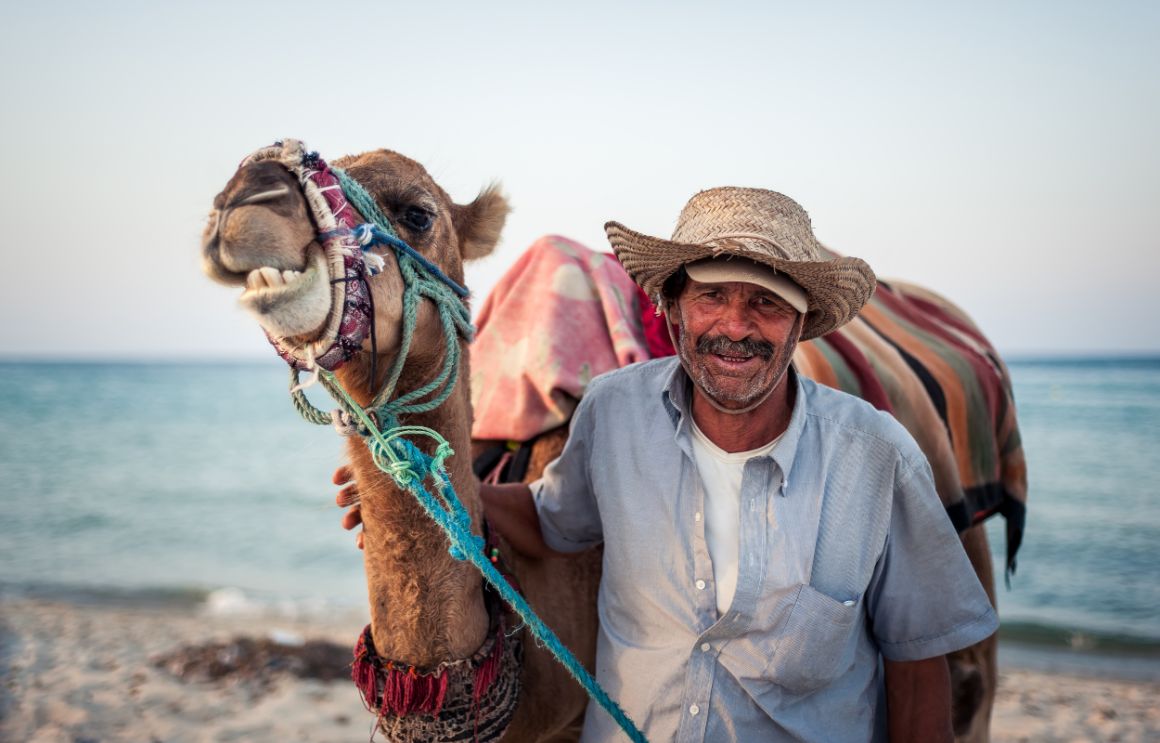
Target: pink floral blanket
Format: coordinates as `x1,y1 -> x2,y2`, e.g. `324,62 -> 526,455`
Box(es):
470,236 -> 649,441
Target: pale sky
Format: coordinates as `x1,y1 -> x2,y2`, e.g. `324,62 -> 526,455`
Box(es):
1,1 -> 1157,358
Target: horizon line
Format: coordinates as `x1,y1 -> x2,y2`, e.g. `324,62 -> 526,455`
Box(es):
3,351 -> 1160,365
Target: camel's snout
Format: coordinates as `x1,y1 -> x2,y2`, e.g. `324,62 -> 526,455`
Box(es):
202,163 -> 335,342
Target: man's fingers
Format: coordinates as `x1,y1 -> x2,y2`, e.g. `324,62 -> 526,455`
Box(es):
334,465 -> 363,550
341,506 -> 363,531
332,465 -> 353,485
336,484 -> 360,508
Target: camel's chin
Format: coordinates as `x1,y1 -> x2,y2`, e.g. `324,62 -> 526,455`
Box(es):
239,246 -> 332,341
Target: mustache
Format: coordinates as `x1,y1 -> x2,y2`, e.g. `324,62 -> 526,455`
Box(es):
696,335 -> 774,360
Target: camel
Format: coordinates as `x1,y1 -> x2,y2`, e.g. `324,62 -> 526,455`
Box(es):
202,141 -> 1023,742
202,141 -> 598,741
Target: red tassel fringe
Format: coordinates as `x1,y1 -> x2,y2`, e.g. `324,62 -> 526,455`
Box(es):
352,624 -> 505,720
352,630 -> 380,712
472,630 -> 504,705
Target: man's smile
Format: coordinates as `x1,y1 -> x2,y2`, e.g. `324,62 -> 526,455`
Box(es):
707,351 -> 760,369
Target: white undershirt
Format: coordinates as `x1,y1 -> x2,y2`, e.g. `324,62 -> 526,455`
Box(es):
690,420 -> 782,615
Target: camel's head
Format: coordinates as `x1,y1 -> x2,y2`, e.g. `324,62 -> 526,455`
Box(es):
202,143 -> 509,381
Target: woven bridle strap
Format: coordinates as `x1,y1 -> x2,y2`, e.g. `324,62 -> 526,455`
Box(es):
241,140 -> 374,372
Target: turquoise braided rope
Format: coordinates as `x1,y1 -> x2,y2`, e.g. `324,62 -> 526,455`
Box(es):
321,371 -> 649,743
333,167 -> 470,297
331,167 -> 399,239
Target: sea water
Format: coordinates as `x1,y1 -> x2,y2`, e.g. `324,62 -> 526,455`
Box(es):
1,358 -> 1158,653
982,357 -> 1160,655
0,361 -> 362,614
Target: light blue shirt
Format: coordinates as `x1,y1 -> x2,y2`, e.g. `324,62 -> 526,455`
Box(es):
532,357 -> 998,742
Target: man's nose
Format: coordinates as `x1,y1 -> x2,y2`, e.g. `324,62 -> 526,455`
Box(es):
718,299 -> 756,340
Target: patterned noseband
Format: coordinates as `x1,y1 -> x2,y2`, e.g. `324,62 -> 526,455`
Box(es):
239,139 -> 375,371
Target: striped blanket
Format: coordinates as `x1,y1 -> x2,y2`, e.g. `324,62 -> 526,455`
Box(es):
471,239 -> 1026,573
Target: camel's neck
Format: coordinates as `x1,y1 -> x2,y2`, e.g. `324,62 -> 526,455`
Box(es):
337,351 -> 488,668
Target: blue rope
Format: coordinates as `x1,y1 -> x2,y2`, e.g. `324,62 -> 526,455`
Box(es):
356,224 -> 470,298
318,381 -> 649,743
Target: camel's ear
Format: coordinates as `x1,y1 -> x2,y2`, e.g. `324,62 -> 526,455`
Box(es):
452,184 -> 509,261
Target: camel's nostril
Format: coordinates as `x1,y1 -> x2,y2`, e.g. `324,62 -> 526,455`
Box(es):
235,186 -> 291,207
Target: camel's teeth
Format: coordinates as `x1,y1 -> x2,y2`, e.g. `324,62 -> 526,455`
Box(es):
245,268 -> 265,290
244,267 -> 302,294
258,266 -> 284,287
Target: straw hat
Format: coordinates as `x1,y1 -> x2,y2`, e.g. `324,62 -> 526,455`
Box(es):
606,187 -> 877,340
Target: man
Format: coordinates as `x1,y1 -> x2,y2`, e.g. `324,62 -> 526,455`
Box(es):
339,188 -> 997,741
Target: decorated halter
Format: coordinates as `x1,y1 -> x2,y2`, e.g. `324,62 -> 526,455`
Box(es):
241,139 -> 471,423
245,140 -> 648,743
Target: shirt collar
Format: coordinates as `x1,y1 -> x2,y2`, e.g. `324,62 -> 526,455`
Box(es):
660,359 -> 807,487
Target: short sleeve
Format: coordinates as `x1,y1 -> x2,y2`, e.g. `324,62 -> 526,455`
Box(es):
529,392 -> 603,552
866,456 -> 999,661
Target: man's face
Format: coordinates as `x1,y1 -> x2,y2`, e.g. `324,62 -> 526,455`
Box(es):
672,276 -> 803,410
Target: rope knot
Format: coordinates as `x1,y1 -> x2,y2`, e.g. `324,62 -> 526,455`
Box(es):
330,409 -> 362,437
384,460 -> 417,484
332,408 -> 381,437
432,442 -> 454,470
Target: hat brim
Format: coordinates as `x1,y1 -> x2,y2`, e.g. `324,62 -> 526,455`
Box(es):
605,221 -> 876,340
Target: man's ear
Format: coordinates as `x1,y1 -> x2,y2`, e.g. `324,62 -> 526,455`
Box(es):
792,312 -> 805,343
664,299 -> 682,347
452,184 -> 510,261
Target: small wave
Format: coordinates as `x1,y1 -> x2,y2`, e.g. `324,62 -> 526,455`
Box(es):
1000,619 -> 1160,657
0,581 -> 366,622
0,581 -> 211,609
200,586 -> 363,621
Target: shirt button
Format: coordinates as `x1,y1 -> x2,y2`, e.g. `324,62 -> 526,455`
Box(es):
694,511 -> 702,522
689,703 -> 700,716
700,642 -> 711,652
695,579 -> 706,590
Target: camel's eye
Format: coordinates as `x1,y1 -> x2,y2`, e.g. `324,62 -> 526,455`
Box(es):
400,205 -> 435,233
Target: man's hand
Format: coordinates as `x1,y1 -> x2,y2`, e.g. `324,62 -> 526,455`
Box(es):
480,482 -> 564,559
333,465 -> 364,550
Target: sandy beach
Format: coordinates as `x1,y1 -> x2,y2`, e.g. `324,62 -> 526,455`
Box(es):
0,597 -> 371,743
2,596 -> 1156,743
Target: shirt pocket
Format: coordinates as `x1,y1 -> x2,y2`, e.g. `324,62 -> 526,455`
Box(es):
763,584 -> 861,695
